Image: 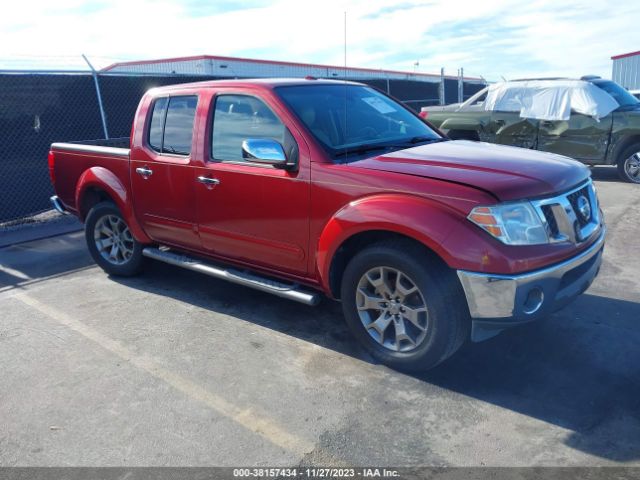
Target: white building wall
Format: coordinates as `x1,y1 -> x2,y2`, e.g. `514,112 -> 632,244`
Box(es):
612,54 -> 640,90
107,57 -> 484,85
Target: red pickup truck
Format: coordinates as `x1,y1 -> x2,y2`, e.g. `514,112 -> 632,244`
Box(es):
48,79 -> 605,371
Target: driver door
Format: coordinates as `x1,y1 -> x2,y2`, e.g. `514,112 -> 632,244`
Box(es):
193,91 -> 311,276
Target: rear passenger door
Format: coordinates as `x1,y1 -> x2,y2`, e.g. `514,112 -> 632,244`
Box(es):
536,112 -> 612,163
130,93 -> 202,249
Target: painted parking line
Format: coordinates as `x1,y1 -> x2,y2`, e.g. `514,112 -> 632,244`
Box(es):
0,263 -> 31,281
13,292 -> 316,457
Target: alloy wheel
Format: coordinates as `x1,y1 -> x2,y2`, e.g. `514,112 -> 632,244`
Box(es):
625,153 -> 640,183
355,266 -> 429,352
94,215 -> 135,265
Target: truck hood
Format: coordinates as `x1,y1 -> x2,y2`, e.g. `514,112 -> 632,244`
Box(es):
350,140 -> 589,201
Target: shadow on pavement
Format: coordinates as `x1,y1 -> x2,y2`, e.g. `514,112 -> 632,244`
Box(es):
0,231 -> 94,291
590,166 -> 627,183
113,259 -> 640,462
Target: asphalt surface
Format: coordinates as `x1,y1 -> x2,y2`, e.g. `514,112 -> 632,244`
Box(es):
1,166 -> 639,467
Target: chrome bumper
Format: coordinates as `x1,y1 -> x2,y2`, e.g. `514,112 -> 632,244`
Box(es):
457,227 -> 605,341
50,195 -> 69,215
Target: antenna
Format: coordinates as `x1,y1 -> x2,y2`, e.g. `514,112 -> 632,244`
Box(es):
344,11 -> 347,73
343,11 -> 347,160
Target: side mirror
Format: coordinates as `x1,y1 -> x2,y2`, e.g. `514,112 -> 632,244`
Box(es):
242,139 -> 293,169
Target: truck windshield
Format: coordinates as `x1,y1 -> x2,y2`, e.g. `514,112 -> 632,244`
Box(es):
276,84 -> 442,160
592,80 -> 640,108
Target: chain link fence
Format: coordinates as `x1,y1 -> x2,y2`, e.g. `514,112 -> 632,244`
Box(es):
0,71 -> 484,227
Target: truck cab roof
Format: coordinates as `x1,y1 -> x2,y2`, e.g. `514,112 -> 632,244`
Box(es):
148,77 -> 362,95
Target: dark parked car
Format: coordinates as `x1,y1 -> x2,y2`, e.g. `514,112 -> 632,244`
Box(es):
421,77 -> 640,183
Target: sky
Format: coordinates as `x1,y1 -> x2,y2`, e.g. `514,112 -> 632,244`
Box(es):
1,0 -> 638,81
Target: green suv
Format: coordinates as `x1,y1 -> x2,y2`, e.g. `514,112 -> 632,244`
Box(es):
420,77 -> 640,183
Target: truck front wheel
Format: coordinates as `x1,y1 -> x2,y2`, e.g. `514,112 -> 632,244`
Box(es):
340,241 -> 469,371
85,202 -> 144,276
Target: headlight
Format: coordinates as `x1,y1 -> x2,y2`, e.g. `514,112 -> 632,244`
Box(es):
468,202 -> 548,245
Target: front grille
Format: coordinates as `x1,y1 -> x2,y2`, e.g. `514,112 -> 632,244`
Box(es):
532,180 -> 600,244
540,205 -> 559,236
567,186 -> 591,227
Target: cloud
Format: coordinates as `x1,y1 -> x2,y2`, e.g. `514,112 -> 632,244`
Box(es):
361,2 -> 429,20
0,0 -> 637,81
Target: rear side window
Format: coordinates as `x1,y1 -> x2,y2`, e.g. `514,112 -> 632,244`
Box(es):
148,97 -> 168,151
147,95 -> 198,155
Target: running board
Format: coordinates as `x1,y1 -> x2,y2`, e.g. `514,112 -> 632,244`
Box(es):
142,247 -> 321,306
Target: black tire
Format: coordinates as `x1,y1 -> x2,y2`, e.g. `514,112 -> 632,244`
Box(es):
340,240 -> 469,372
616,142 -> 640,183
85,201 -> 144,276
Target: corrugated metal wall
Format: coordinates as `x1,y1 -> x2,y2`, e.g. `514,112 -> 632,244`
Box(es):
107,57 -> 484,86
612,54 -> 640,90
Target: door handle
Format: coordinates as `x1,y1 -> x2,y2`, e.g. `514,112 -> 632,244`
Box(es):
197,176 -> 220,186
136,167 -> 153,177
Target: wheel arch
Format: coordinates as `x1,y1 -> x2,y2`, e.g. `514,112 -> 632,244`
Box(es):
316,194 -> 462,299
609,133 -> 640,165
75,167 -> 151,243
326,230 -> 450,300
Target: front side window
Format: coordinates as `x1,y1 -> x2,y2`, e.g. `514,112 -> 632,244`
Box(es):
211,94 -> 287,162
461,87 -> 488,109
147,95 -> 197,155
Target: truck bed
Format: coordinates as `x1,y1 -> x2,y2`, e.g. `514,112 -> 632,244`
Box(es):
49,137 -> 131,214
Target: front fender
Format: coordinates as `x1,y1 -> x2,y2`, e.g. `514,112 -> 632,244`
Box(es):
316,194 -> 462,293
75,167 -> 151,243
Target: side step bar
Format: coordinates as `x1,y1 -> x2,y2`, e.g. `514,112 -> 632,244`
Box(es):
142,247 -> 321,306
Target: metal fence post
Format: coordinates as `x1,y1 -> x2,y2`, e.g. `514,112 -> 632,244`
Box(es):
439,68 -> 445,105
82,54 -> 109,139
458,68 -> 464,103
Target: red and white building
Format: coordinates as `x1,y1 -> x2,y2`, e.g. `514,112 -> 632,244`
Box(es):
102,54 -> 483,85
611,50 -> 640,90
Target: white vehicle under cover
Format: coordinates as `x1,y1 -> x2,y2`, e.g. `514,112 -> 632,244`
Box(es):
483,80 -> 620,121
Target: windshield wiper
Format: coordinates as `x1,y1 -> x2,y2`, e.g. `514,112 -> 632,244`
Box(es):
333,137 -> 447,161
407,136 -> 447,144
333,143 -> 397,158
383,137 -> 447,149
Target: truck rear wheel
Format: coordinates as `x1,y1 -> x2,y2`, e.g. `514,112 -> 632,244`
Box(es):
85,202 -> 144,276
340,240 -> 469,372
617,142 -> 640,184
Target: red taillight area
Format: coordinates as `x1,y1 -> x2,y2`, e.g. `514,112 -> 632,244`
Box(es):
419,110 -> 428,119
48,151 -> 56,185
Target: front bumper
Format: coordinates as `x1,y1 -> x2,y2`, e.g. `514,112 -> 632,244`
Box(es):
457,227 -> 605,341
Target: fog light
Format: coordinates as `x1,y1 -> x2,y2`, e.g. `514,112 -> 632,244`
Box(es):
523,287 -> 544,314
